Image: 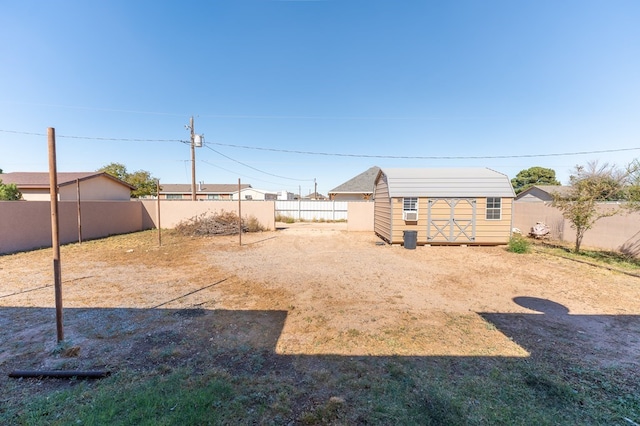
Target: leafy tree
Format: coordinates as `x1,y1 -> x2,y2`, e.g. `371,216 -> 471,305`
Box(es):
98,162 -> 157,198
511,167 -> 561,194
98,162 -> 128,182
551,161 -> 632,253
0,179 -> 22,200
127,170 -> 157,198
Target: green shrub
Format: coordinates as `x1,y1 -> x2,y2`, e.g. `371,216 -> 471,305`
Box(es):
507,234 -> 531,254
275,214 -> 296,223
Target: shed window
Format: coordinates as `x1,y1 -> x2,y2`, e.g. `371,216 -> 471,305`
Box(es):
486,197 -> 501,220
403,197 -> 418,213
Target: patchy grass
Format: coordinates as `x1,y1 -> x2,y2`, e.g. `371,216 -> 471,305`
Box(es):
535,241 -> 640,273
275,214 -> 347,224
3,358 -> 638,425
275,214 -> 296,223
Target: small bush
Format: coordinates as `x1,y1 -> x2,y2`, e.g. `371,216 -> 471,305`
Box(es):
507,234 -> 531,254
275,214 -> 295,224
245,215 -> 265,233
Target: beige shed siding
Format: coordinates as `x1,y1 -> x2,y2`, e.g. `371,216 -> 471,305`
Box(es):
373,174 -> 392,242
474,197 -> 513,243
388,197 -> 512,245
390,197 -> 428,244
374,168 -> 515,245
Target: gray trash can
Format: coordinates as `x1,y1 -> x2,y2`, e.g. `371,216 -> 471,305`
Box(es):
403,230 -> 417,249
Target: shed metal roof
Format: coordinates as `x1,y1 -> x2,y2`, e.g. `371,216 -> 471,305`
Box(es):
377,168 -> 515,198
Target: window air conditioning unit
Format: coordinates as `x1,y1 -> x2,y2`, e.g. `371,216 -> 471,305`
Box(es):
403,211 -> 418,221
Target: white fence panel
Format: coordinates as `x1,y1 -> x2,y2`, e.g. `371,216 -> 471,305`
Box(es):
275,200 -> 348,221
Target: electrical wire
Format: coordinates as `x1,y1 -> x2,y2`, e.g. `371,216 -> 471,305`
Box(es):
207,141 -> 640,160
199,159 -> 299,188
2,128 -> 638,160
0,129 -> 180,142
202,144 -> 313,181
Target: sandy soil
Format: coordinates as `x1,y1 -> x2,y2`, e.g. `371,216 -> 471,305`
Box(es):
1,222 -> 639,394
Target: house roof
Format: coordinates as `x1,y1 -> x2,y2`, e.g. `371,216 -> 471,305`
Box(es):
303,192 -> 327,200
515,185 -> 571,200
233,187 -> 277,195
328,166 -> 380,194
376,168 -> 516,198
160,183 -> 252,194
0,172 -> 135,189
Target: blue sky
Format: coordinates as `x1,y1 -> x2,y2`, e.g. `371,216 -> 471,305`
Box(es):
1,0 -> 639,196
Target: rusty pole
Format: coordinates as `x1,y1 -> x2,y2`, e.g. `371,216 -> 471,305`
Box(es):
156,179 -> 162,247
76,178 -> 82,244
238,178 -> 242,246
48,128 -> 64,342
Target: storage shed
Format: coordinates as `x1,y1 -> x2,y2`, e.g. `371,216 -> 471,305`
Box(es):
374,168 -> 516,246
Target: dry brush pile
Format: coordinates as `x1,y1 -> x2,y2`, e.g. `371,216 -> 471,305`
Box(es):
174,211 -> 264,236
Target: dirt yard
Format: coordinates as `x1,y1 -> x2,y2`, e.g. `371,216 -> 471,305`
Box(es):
1,222 -> 639,403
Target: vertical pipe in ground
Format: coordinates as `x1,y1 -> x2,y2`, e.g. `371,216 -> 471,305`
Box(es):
48,127 -> 64,343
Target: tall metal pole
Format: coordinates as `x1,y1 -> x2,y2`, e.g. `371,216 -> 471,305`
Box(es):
48,128 -> 64,343
76,178 -> 82,244
238,178 -> 242,246
190,116 -> 196,201
156,179 -> 162,247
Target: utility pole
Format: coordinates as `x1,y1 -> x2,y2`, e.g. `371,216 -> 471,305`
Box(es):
185,117 -> 204,201
314,178 -> 317,199
189,116 -> 196,201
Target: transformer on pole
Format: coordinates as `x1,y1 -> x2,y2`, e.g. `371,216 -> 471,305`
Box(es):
186,117 -> 204,201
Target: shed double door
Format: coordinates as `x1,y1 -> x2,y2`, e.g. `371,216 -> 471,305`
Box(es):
427,198 -> 476,243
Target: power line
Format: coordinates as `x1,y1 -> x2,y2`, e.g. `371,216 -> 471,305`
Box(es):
0,129 -> 180,142
208,141 -> 640,160
199,159 -> 301,188
2,128 -> 638,160
202,144 -> 313,181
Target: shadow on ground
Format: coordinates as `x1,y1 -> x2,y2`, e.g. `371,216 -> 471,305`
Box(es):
1,297 -> 638,424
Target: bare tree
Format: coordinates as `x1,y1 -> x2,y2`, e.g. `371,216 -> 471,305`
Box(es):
551,161 -> 635,253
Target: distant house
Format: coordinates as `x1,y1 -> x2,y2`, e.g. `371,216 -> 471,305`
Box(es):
303,192 -> 327,200
159,183 -> 251,200
514,185 -> 570,202
328,166 -> 380,201
374,168 -> 515,246
277,190 -> 296,200
232,187 -> 278,201
0,172 -> 134,201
